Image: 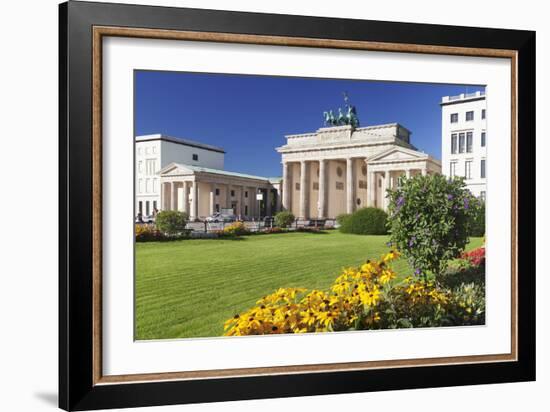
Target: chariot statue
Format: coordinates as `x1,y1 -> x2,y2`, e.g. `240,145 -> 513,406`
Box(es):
323,92 -> 360,128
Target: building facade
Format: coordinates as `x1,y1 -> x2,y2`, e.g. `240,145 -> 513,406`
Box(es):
276,123 -> 441,219
137,121 -> 442,221
135,134 -> 226,216
440,91 -> 487,200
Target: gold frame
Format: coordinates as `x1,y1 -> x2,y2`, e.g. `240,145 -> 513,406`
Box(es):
92,26 -> 518,386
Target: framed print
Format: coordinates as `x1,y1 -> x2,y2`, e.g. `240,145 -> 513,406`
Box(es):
59,1 -> 535,410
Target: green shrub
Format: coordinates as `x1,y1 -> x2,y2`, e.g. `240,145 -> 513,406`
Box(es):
339,207 -> 388,235
155,210 -> 188,235
275,211 -> 295,228
387,174 -> 477,279
469,198 -> 485,237
335,213 -> 350,226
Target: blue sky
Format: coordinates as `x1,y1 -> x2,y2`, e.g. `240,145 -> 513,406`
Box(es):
135,71 -> 484,177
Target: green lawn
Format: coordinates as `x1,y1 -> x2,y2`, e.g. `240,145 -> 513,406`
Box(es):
135,231 -> 483,340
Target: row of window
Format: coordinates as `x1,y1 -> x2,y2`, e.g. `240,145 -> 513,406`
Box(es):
137,158 -> 158,176
450,131 -> 486,154
449,159 -> 486,179
214,188 -> 248,198
137,146 -> 157,155
450,109 -> 486,123
138,178 -> 158,194
138,200 -> 157,216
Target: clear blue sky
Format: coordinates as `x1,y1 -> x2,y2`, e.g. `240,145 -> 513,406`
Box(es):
135,70 -> 484,177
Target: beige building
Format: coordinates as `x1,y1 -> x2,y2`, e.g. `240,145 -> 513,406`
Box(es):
276,123 -> 441,219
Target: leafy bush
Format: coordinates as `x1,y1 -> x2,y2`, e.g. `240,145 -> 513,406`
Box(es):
223,221 -> 249,236
339,207 -> 388,235
223,250 -> 485,336
335,213 -> 350,226
387,174 -> 477,279
469,199 -> 485,237
135,224 -> 165,242
274,211 -> 295,228
155,210 -> 189,235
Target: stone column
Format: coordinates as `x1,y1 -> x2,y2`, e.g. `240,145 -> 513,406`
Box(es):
405,169 -> 411,179
182,181 -> 189,214
318,159 -> 327,218
384,171 -> 392,211
421,167 -> 427,176
346,158 -> 355,214
299,161 -> 308,219
170,182 -> 177,211
275,185 -> 282,214
209,183 -> 215,216
248,187 -> 255,218
266,188 -> 272,217
367,169 -> 375,207
239,186 -> 245,218
225,184 -> 232,209
190,181 -> 198,221
160,182 -> 166,210
282,162 -> 291,211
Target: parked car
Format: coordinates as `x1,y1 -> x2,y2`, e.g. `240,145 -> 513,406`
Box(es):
205,212 -> 236,223
141,214 -> 155,223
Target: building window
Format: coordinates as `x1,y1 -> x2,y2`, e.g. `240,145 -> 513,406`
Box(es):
145,201 -> 150,215
459,133 -> 465,153
481,159 -> 486,178
481,132 -> 486,147
138,179 -> 143,193
145,159 -> 157,175
145,178 -> 151,193
215,188 -> 220,196
245,205 -> 248,215
480,191 -> 486,202
215,204 -> 220,212
138,201 -> 143,214
361,165 -> 367,176
245,191 -> 248,198
153,201 -> 157,212
356,198 -> 361,206
465,160 -> 472,179
466,131 -> 473,153
152,179 -> 157,193
138,161 -> 143,173
231,189 -> 235,197
192,154 -> 199,161
450,161 -> 457,178
295,183 -> 300,191
450,113 -> 458,123
335,182 -> 344,190
152,146 -> 157,154
336,166 -> 343,177
451,133 -> 457,154
312,182 -> 319,190
466,111 -> 474,121
358,180 -> 367,189
482,109 -> 486,119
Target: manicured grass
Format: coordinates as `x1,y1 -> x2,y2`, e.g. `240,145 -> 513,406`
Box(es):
136,231 -> 483,339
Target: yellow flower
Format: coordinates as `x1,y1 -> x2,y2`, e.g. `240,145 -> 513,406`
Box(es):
360,286 -> 381,307
316,311 -> 337,328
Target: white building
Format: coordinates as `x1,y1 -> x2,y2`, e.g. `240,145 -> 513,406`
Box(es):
135,134 -> 226,216
440,91 -> 487,200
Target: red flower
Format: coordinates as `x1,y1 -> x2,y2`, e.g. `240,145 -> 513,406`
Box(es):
461,247 -> 485,266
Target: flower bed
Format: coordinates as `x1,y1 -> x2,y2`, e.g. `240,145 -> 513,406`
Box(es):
223,250 -> 485,336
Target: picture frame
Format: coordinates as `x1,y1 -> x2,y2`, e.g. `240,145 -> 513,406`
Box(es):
59,1 -> 535,410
